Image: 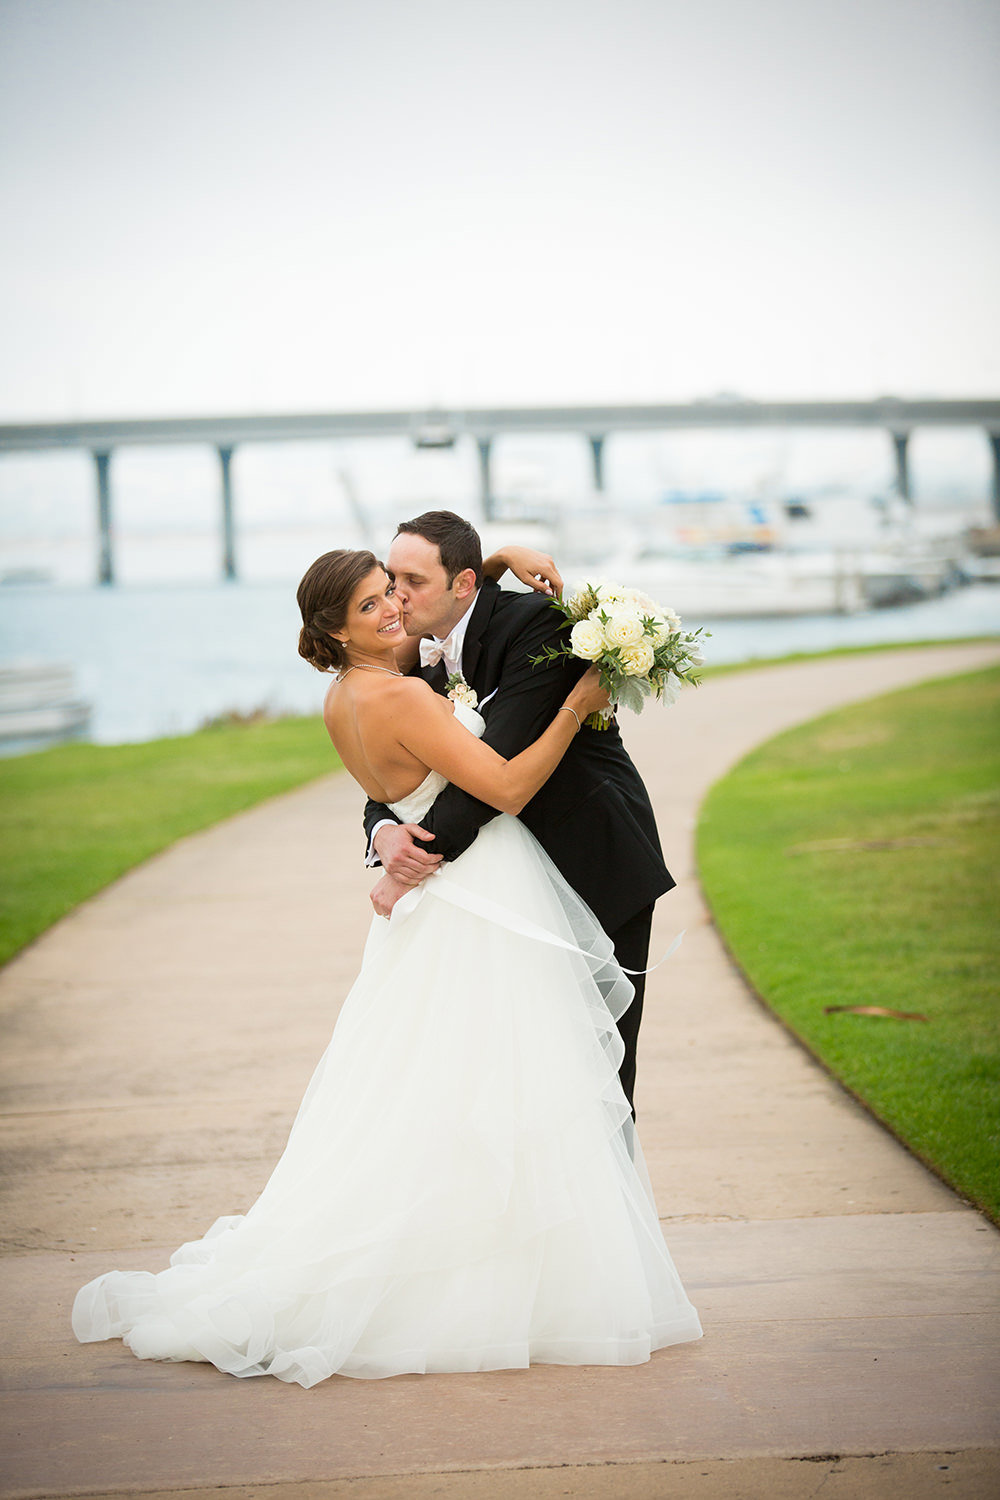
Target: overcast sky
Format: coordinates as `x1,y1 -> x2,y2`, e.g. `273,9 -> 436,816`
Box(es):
1,0 -> 998,421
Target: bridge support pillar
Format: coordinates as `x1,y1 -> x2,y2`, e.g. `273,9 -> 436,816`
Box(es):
589,435 -> 606,492
891,431 -> 912,503
476,437 -> 494,521
987,431 -> 1000,524
218,445 -> 237,580
93,451 -> 114,586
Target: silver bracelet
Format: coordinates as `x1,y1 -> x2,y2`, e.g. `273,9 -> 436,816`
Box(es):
558,705 -> 582,732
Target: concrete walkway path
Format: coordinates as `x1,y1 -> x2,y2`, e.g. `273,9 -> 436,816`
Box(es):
2,641 -> 999,1500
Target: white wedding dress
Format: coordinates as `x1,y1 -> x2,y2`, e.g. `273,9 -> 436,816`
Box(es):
73,703 -> 702,1386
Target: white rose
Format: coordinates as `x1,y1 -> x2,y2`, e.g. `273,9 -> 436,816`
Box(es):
619,639 -> 655,677
594,582 -> 628,606
618,587 -> 661,617
603,610 -> 645,647
447,680 -> 478,708
569,617 -> 605,660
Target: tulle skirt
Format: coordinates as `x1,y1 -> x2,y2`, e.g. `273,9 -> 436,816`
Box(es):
72,815 -> 702,1385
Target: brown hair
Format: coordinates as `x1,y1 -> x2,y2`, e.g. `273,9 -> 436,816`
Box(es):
395,510 -> 483,586
296,549 -> 381,673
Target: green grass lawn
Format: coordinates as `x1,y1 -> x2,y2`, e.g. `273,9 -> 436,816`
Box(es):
700,633 -> 998,678
697,664 -> 1000,1221
0,716 -> 337,968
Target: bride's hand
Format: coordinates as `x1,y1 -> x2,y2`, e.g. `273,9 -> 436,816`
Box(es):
482,544 -> 563,597
370,872 -> 414,919
564,665 -> 611,723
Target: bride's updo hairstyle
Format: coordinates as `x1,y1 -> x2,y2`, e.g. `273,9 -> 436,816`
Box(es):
297,549 -> 381,673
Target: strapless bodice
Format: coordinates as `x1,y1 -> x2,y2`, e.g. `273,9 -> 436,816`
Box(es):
388,700 -> 484,823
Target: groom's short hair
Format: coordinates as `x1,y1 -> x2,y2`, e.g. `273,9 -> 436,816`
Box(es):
395,510 -> 483,587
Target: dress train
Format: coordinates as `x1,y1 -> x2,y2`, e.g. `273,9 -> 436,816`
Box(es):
73,705 -> 701,1385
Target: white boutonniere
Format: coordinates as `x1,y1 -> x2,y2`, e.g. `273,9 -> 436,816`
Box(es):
446,672 -> 478,709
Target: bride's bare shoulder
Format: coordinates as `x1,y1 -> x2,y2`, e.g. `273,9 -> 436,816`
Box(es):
324,671 -> 439,724
375,674 -> 443,719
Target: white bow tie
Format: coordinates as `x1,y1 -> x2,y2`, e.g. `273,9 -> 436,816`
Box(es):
419,630 -> 462,670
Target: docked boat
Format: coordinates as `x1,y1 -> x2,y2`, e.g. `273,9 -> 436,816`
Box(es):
538,492 -> 974,618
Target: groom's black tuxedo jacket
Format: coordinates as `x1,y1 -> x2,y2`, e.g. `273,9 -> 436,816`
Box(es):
363,579 -> 674,936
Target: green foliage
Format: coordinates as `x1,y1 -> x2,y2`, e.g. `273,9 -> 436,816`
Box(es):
0,716 -> 339,968
697,665 -> 1000,1221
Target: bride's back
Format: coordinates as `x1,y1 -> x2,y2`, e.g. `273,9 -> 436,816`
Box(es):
323,672 -> 440,804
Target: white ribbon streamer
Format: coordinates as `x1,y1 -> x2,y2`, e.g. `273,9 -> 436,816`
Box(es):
389,875 -> 684,976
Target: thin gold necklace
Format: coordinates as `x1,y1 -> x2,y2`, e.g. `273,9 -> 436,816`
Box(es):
338,662 -> 403,681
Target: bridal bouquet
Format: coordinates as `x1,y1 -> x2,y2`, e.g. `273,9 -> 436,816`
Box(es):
532,581 -> 708,728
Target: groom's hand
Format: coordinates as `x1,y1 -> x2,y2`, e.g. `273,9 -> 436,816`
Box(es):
373,823 -> 443,883
370,872 -> 415,918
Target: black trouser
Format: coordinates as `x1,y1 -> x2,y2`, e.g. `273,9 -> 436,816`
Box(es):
606,903 -> 655,1119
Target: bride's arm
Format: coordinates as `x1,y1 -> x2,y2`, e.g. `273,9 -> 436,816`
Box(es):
382,671 -> 607,816
482,544 -> 563,597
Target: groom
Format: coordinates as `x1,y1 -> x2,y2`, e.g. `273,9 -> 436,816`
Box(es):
363,510 -> 675,1115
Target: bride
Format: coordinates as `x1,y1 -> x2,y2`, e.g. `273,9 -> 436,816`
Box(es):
72,548 -> 702,1386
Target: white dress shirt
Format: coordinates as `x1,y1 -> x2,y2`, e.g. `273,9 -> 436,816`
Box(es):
417,591 -> 478,677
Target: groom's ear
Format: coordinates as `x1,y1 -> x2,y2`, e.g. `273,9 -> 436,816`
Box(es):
451,568 -> 477,602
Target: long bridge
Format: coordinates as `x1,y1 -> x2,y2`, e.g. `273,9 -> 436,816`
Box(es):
2,398 -> 998,584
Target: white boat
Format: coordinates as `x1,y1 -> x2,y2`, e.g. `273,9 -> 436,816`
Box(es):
540,494 -> 973,618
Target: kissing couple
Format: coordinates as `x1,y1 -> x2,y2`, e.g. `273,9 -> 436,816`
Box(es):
73,510 -> 702,1386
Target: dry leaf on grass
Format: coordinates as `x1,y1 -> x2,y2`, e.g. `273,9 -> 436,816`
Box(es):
786,837 -> 946,855
824,1004 -> 929,1022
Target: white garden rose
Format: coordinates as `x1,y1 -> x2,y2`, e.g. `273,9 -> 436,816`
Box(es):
619,639 -> 655,676
569,617 -> 605,660
446,673 -> 478,708
603,610 -> 645,648
621,587 -> 658,614
594,582 -> 628,606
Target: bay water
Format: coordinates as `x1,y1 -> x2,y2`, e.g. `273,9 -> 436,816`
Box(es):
0,577 -> 997,748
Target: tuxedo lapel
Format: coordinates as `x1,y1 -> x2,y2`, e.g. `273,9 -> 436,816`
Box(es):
422,660 -> 449,695
460,580 -> 501,689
